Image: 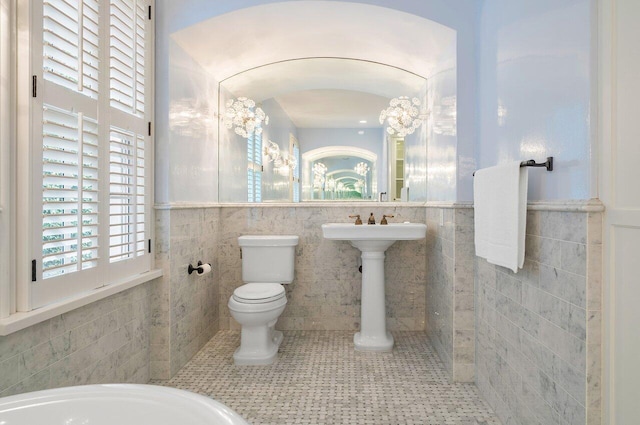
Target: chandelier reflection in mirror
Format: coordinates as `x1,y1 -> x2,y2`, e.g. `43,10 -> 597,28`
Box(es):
379,96 -> 425,137
285,153 -> 297,171
354,162 -> 370,198
313,162 -> 327,189
354,162 -> 370,177
223,97 -> 269,138
264,140 -> 297,175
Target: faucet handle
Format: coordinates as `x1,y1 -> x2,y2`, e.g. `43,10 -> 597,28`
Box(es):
380,214 -> 395,225
367,213 -> 376,225
348,214 -> 363,225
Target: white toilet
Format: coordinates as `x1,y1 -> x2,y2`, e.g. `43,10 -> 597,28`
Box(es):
228,235 -> 299,365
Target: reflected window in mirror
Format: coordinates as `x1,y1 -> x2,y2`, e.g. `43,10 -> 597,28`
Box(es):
247,124 -> 263,202
290,135 -> 301,202
390,137 -> 405,201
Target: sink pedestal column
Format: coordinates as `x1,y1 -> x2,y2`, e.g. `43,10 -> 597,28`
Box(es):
321,222 -> 427,353
353,243 -> 394,351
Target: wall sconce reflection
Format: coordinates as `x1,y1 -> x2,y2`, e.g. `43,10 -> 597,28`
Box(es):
264,140 -> 281,163
432,96 -> 456,136
497,103 -> 508,127
274,153 -> 298,172
169,99 -> 214,138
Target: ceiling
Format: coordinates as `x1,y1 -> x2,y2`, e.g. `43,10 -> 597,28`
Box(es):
274,89 -> 388,128
171,1 -> 456,128
220,58 -> 427,128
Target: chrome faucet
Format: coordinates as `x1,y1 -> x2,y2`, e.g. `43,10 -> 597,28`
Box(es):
380,214 -> 395,225
349,214 -> 363,225
367,213 -> 376,225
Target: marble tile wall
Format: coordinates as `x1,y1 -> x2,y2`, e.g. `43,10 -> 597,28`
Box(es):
217,206 -> 427,331
475,209 -> 602,425
0,282 -> 153,396
151,208 -> 219,379
425,206 -> 476,383
425,207 -> 454,376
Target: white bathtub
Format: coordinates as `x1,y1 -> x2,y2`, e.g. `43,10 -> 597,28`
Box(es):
0,384 -> 250,425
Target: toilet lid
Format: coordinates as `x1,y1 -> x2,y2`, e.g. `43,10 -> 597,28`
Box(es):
232,283 -> 285,304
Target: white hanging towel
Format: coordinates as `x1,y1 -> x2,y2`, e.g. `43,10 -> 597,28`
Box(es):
473,162 -> 528,273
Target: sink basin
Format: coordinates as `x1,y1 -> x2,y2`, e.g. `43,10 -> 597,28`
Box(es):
321,222 -> 427,241
321,222 -> 427,352
321,222 -> 427,251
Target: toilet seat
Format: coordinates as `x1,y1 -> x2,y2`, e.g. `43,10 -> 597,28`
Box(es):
232,283 -> 285,304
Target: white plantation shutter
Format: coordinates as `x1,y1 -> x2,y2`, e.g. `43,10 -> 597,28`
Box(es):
107,0 -> 149,280
43,0 -> 99,98
110,0 -> 146,116
30,0 -> 152,310
247,127 -> 262,202
109,128 -> 146,264
41,105 -> 99,279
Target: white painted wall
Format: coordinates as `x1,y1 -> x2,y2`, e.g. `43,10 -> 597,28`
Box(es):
600,0 -> 640,422
427,68 -> 457,202
477,0 -> 594,201
404,86 -> 429,202
155,37 -> 219,204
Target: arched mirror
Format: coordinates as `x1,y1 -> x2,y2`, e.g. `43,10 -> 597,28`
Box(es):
218,58 -> 428,202
166,1 -> 459,204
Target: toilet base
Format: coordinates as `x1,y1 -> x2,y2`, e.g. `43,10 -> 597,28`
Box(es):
233,329 -> 284,366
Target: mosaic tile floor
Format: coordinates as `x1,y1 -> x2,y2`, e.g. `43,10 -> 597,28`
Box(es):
153,331 -> 501,425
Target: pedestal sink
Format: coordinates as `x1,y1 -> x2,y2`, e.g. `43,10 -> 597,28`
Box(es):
321,222 -> 427,351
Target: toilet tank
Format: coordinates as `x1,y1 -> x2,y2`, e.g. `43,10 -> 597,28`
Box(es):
238,235 -> 299,283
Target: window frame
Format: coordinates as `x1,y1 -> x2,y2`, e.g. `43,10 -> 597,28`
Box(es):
12,0 -> 155,312
0,0 -> 15,319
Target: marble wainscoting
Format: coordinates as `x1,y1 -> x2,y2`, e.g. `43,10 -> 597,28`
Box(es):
151,207 -> 220,379
217,205 -> 427,332
0,283 -> 153,396
425,205 -> 476,383
475,203 -> 603,425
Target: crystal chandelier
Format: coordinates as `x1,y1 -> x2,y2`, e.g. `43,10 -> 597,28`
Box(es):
379,96 -> 424,137
223,97 -> 269,138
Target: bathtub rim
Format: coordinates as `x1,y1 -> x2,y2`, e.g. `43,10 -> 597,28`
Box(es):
0,383 -> 250,425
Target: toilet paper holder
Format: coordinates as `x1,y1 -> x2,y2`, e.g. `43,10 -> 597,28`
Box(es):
188,261 -> 211,275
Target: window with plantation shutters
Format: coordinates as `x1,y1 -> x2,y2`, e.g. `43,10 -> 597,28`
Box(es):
29,0 -> 152,310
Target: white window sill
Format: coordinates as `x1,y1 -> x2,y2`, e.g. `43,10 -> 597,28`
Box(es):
0,269 -> 163,336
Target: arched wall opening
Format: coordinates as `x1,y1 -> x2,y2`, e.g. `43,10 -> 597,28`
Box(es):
156,0 -> 478,204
